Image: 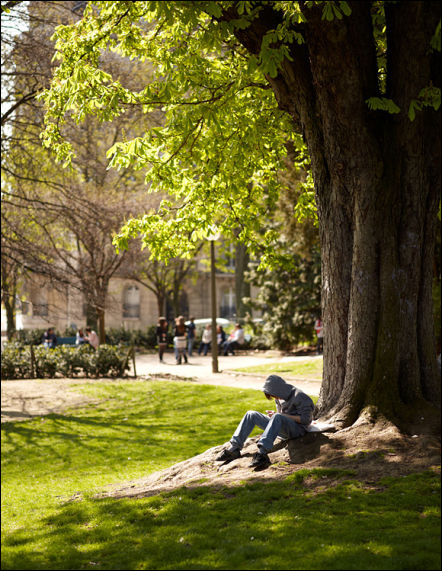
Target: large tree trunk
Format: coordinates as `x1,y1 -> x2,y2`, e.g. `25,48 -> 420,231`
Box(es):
230,1 -> 441,429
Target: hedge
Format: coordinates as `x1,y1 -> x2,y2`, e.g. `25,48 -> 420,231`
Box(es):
1,343 -> 131,380
14,326 -> 161,350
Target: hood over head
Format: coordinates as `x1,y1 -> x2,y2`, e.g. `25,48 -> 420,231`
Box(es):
262,375 -> 293,401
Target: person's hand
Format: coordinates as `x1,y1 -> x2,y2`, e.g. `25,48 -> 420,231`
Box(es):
266,410 -> 275,417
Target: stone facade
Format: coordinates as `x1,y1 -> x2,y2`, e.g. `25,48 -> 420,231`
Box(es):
17,268 -> 255,333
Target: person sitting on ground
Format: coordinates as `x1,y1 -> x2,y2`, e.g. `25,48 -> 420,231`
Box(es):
222,323 -> 245,355
85,327 -> 99,350
198,324 -> 212,356
43,327 -> 57,349
216,374 -> 315,470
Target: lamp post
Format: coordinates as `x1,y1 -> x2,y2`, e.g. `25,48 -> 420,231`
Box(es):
207,228 -> 220,373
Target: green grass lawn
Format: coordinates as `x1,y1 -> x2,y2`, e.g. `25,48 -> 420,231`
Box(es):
2,379 -> 440,570
232,358 -> 323,379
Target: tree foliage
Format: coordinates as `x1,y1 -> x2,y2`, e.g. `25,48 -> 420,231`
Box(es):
39,1 -> 316,264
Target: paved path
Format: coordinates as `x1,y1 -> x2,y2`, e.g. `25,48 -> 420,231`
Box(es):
130,351 -> 323,396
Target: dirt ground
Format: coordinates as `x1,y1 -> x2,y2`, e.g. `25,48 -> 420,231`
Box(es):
100,416 -> 441,500
1,378 -> 106,423
2,378 -> 440,500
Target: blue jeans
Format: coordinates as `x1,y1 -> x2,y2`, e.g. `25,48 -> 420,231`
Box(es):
198,342 -> 211,355
230,411 -> 306,453
188,338 -> 195,356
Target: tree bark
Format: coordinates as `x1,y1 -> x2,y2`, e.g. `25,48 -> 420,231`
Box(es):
229,1 -> 441,429
4,295 -> 17,341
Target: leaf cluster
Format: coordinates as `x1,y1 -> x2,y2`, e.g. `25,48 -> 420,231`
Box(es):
39,1 -> 312,264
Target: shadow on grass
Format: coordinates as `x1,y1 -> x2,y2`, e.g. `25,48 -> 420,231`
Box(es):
2,470 -> 440,571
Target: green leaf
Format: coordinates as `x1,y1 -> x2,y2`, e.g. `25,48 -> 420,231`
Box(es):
366,97 -> 400,114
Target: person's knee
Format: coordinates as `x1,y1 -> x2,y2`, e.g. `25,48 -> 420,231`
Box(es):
245,410 -> 259,419
269,412 -> 284,425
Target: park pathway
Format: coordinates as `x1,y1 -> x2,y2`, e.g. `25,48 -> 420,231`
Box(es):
130,350 -> 323,396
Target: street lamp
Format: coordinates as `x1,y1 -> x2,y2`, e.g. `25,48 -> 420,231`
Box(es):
207,227 -> 220,373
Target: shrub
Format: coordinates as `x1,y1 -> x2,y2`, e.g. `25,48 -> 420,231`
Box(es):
1,343 -> 130,380
56,344 -> 96,377
33,345 -> 59,378
11,326 -> 160,351
105,325 -> 158,349
15,328 -> 48,346
1,343 -> 31,379
91,345 -> 131,378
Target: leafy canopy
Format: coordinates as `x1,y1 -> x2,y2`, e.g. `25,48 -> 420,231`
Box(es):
40,1 -> 440,263
38,1 -> 320,264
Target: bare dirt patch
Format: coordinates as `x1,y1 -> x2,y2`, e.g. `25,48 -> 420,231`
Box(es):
100,417 -> 440,500
1,378 -> 110,422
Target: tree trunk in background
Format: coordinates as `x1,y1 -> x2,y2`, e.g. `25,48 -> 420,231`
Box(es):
97,307 -> 106,345
230,1 -> 441,429
85,301 -> 98,332
4,295 -> 17,341
235,243 -> 250,319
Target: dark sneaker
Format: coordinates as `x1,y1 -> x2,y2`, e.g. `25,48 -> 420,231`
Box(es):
249,452 -> 271,470
215,448 -> 241,463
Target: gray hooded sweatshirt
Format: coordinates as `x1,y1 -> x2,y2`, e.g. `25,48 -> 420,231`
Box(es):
262,375 -> 314,426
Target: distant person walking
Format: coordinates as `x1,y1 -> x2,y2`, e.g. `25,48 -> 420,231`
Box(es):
314,317 -> 323,354
156,317 -> 169,362
173,315 -> 188,364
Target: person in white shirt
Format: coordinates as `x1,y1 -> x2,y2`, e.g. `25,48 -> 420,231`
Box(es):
222,323 -> 245,356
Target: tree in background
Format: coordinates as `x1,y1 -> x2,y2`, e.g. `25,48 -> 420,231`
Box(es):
246,139 -> 321,351
1,1 -> 193,340
40,1 -> 440,431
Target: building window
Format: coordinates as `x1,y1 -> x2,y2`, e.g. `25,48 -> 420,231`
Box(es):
33,303 -> 48,317
123,285 -> 140,318
220,288 -> 236,319
32,290 -> 48,317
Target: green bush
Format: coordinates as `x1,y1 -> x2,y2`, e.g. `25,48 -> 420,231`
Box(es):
56,344 -> 96,377
105,325 -> 159,349
1,343 -> 32,379
33,345 -> 59,378
1,343 -> 130,380
15,328 -> 48,346
92,345 -> 131,377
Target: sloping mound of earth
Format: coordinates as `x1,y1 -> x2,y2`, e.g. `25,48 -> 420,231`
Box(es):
99,418 -> 441,500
